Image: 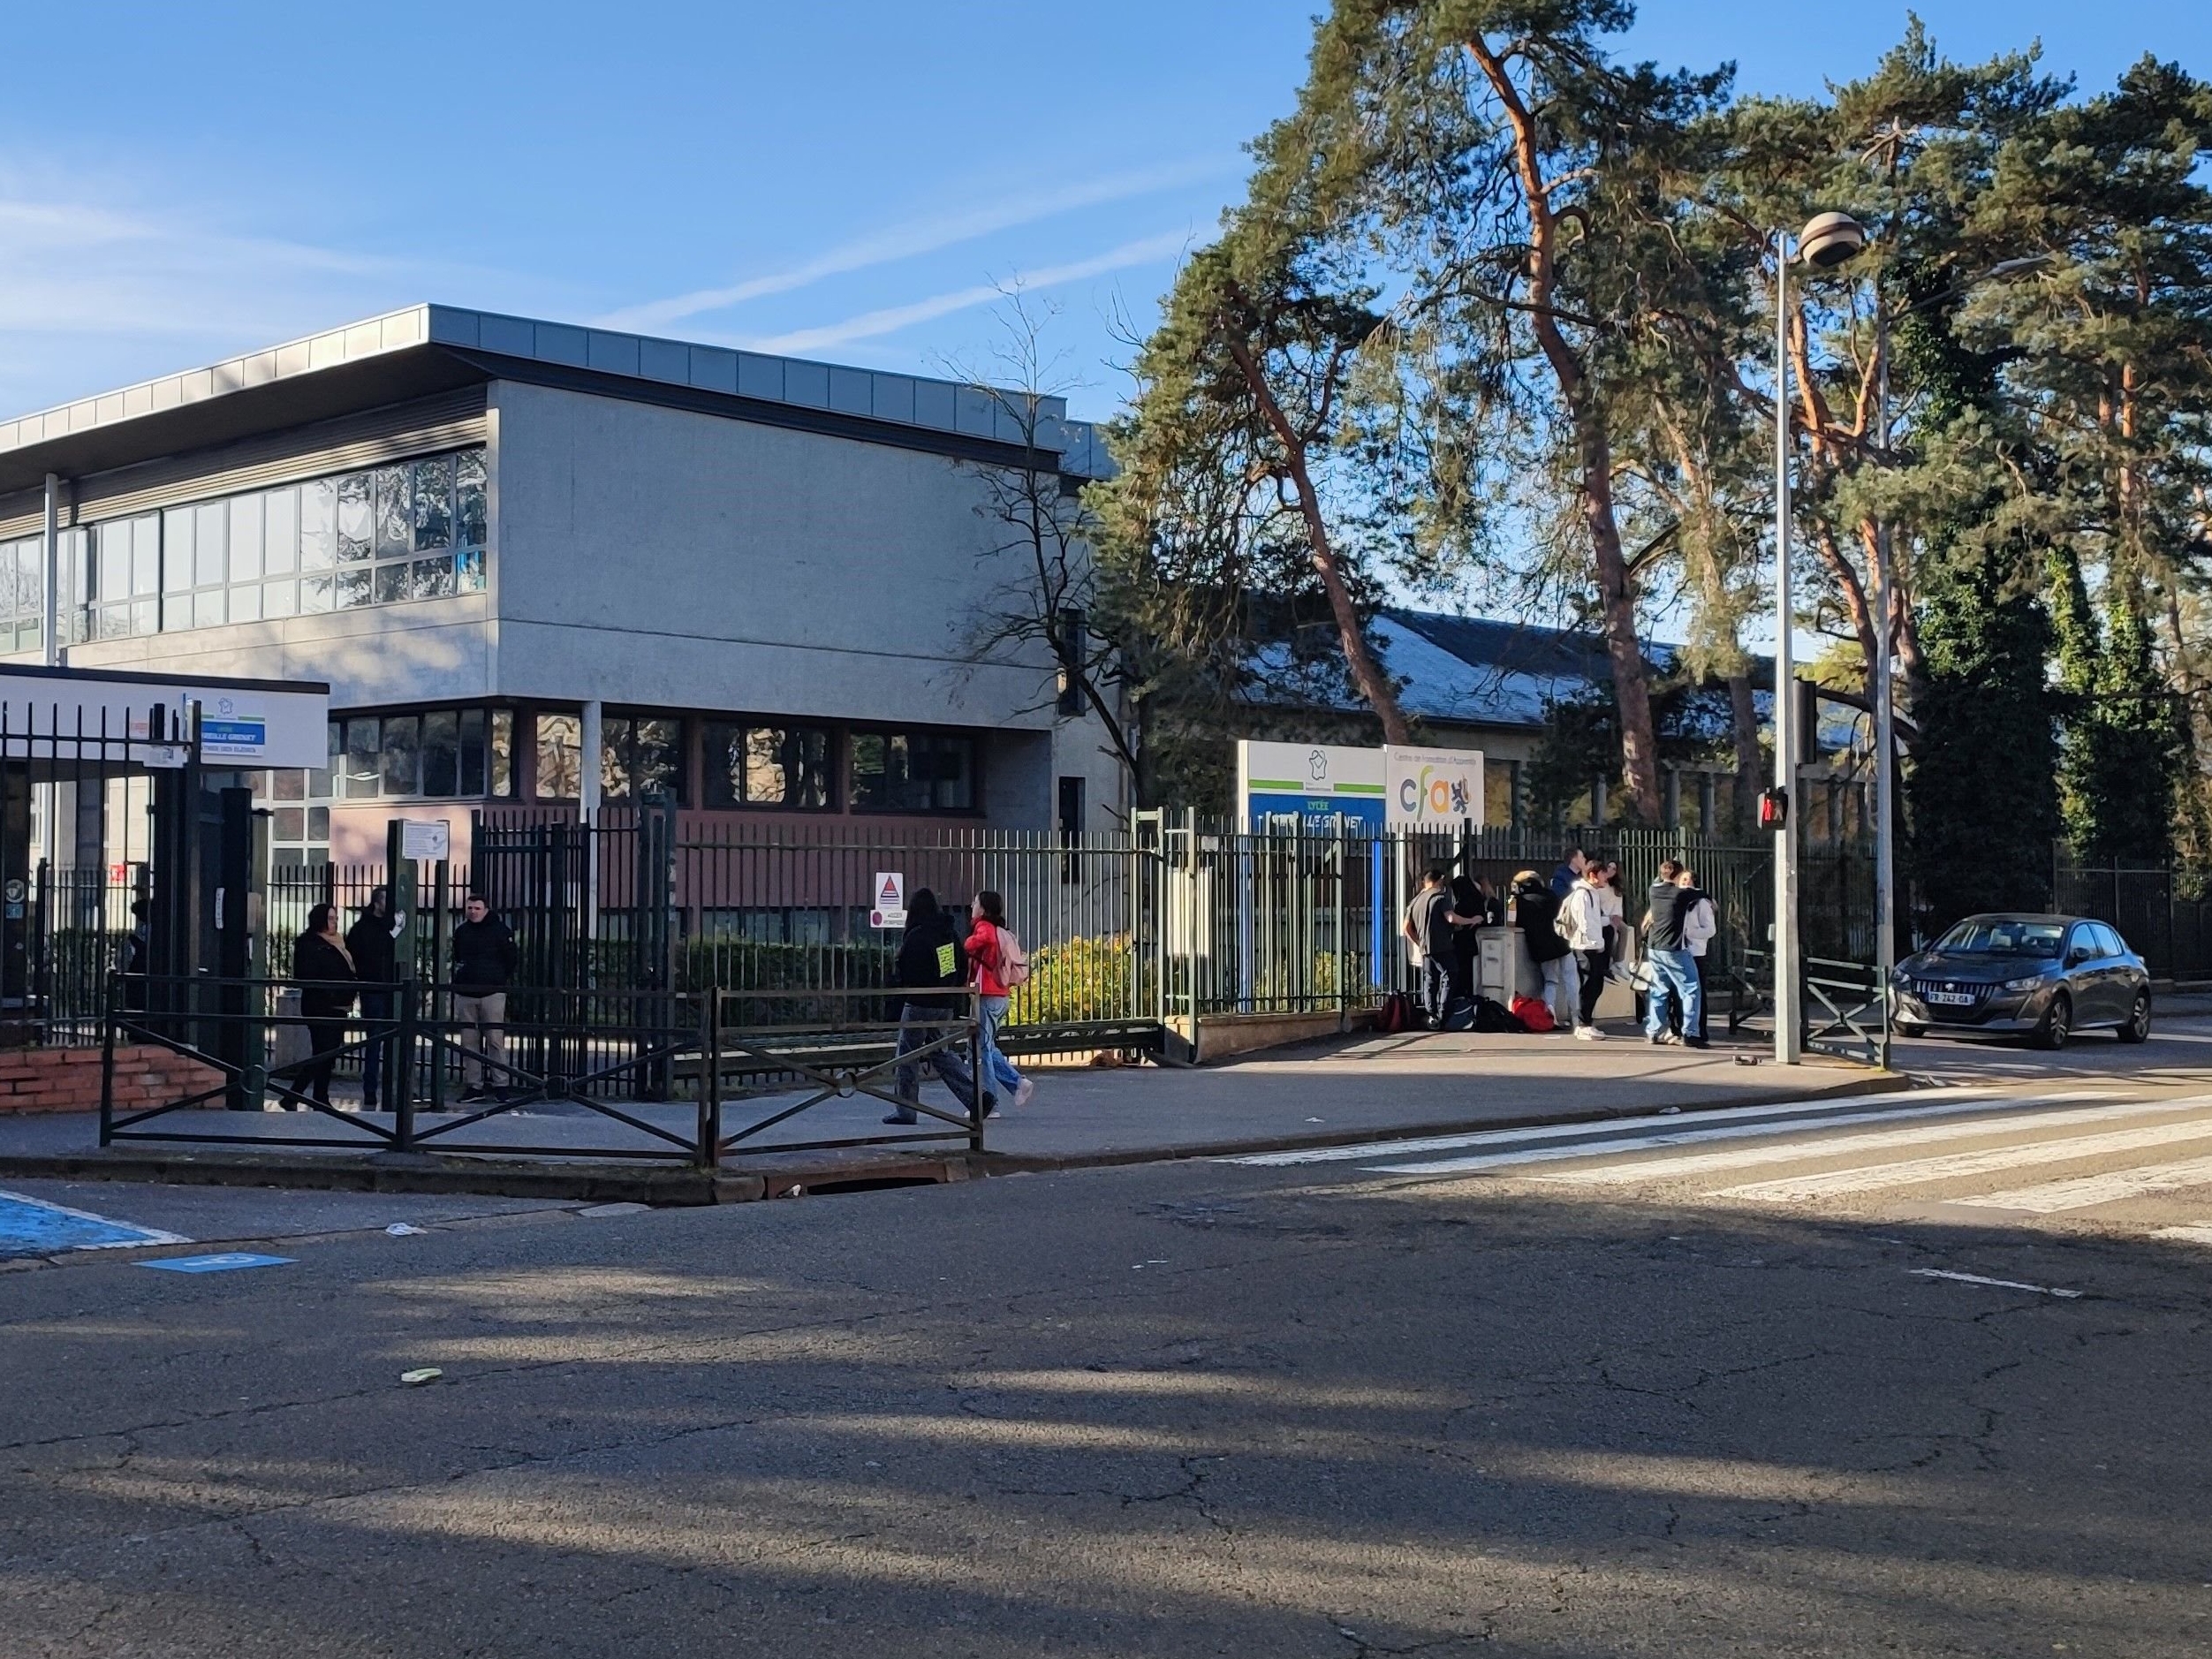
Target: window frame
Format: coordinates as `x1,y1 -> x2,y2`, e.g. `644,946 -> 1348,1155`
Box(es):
847,726 -> 981,816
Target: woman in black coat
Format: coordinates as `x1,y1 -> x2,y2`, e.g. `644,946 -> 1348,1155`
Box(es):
292,903 -> 359,1109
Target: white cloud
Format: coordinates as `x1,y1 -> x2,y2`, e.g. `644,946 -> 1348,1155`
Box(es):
593,155 -> 1227,331
741,229 -> 1193,355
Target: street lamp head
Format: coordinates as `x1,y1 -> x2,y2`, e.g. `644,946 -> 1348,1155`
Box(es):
1799,211 -> 1867,269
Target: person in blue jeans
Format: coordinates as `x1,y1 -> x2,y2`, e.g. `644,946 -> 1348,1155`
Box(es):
964,890 -> 1032,1109
1641,859 -> 1707,1047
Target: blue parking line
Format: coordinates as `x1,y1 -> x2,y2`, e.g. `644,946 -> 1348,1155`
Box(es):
0,1190 -> 190,1260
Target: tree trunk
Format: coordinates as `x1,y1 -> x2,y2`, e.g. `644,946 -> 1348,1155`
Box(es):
1468,34 -> 1663,824
1220,331 -> 1412,746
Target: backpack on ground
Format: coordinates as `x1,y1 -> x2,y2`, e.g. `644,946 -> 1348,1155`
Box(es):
1471,996 -> 1524,1033
1442,996 -> 1477,1033
1510,993 -> 1556,1034
996,927 -> 1031,988
1375,990 -> 1417,1034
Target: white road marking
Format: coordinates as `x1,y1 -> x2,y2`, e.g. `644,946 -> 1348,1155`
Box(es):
1358,1093 -> 2116,1178
1955,1155 -> 2212,1214
1718,1113 -> 2212,1203
1536,1095 -> 2211,1188
2153,1224 -> 2212,1246
1911,1269 -> 2082,1299
1219,1089 -> 1999,1169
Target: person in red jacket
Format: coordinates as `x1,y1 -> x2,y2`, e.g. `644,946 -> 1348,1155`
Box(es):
964,890 -> 1033,1109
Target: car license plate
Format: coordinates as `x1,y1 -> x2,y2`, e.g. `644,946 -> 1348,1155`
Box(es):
1927,990 -> 1973,1006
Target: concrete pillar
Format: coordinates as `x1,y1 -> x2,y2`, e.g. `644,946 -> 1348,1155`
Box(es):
579,701 -> 603,826
1663,769 -> 1681,830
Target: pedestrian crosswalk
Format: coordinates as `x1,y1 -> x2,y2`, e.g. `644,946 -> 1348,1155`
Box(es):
1223,1086 -> 2212,1234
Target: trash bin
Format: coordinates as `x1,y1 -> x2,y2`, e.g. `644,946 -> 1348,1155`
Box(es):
269,987 -> 307,1100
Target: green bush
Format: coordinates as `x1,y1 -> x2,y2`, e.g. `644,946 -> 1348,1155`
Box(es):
1010,934 -> 1135,1026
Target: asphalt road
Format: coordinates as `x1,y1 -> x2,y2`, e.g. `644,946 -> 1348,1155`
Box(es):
6,1033 -> 2212,1655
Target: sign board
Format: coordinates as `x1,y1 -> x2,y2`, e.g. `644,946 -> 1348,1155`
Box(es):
399,820 -> 451,862
1384,745 -> 1485,830
1235,740 -> 1387,831
198,697 -> 270,761
869,870 -> 906,930
0,667 -> 329,768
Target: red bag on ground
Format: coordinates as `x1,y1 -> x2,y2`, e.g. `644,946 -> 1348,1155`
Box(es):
1509,994 -> 1555,1034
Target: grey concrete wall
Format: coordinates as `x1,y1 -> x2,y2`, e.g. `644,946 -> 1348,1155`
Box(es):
490,382 -> 1065,730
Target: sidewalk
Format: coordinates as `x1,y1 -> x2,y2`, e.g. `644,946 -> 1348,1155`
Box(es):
0,1024 -> 1900,1197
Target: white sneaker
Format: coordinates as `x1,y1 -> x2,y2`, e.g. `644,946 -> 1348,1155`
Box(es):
1574,1026 -> 1603,1041
1014,1078 -> 1035,1108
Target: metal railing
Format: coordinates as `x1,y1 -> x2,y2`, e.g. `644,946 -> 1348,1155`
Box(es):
98,975 -> 987,1164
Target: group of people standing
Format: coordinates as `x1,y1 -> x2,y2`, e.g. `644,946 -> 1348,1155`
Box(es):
1403,847 -> 1716,1047
287,890 -> 519,1109
884,887 -> 1033,1125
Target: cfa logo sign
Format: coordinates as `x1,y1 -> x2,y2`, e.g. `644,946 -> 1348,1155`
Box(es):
1399,765 -> 1471,822
1383,746 -> 1485,830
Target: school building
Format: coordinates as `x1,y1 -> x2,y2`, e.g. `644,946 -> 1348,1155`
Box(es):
0,304 -> 1125,870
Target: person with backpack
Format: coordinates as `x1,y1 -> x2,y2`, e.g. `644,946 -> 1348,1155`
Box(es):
883,888 -> 981,1126
1513,869 -> 1578,1035
965,890 -> 1033,1108
1558,863 -> 1611,1040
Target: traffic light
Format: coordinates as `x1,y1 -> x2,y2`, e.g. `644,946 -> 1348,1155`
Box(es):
1758,787 -> 1789,830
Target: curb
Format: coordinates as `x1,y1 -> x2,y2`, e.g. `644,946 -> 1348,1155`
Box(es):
0,1071 -> 1908,1202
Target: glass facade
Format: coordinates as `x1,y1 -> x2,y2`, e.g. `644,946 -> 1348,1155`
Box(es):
602,716 -> 686,803
1,446 -> 489,656
702,721 -> 832,809
851,731 -> 975,813
331,708 -> 515,802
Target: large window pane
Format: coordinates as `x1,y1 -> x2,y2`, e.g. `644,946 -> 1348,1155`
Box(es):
96,524 -> 128,603
380,715 -> 420,795
299,574 -> 334,614
160,506 -> 190,597
412,455 -> 452,550
852,731 -> 973,813
193,503 -> 225,587
336,569 -> 372,609
375,564 -> 409,604
372,464 -> 410,559
300,478 -> 337,570
229,582 -> 261,624
706,723 -> 831,809
336,473 -> 372,563
229,492 -> 263,581
456,450 -> 488,546
409,556 -> 454,600
490,709 -> 514,797
455,549 -> 486,593
421,709 -> 459,796
344,718 -> 381,799
192,589 -> 225,629
262,580 -> 296,618
458,708 -> 487,797
132,515 -> 159,595
536,713 -> 580,800
263,488 -> 298,576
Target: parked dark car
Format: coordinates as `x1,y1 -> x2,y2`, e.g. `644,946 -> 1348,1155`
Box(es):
1892,913 -> 2151,1049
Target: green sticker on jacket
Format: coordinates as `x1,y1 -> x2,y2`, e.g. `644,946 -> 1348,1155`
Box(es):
936,943 -> 957,978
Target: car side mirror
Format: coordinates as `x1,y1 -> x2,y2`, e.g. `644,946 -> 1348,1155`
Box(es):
2066,947 -> 2092,967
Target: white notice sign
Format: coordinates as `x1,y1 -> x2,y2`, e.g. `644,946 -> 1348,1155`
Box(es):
399,820 -> 451,862
870,871 -> 905,930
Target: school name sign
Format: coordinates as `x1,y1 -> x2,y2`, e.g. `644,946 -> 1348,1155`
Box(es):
1238,740 -> 1484,831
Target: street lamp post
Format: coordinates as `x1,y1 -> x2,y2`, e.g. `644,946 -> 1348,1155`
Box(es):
1774,212 -> 1867,1066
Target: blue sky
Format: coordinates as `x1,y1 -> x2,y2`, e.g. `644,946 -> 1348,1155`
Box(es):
3,2 -> 2206,426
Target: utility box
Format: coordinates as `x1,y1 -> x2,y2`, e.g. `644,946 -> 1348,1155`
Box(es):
1474,927 -> 1541,1003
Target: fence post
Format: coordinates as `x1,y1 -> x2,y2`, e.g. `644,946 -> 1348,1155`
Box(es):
98,972 -> 117,1147
394,981 -> 418,1154
696,985 -> 721,1169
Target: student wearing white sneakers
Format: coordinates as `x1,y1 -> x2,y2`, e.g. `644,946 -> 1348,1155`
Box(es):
1557,866 -> 1611,1040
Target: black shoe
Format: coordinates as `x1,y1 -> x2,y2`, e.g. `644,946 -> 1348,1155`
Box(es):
458,1088 -> 488,1103
883,1113 -> 918,1125
1684,1036 -> 1710,1049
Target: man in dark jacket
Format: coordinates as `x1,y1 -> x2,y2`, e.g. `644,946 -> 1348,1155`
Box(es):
885,889 -> 981,1125
450,894 -> 519,1102
1641,860 -> 1705,1048
1515,870 -> 1577,1027
345,887 -> 402,1110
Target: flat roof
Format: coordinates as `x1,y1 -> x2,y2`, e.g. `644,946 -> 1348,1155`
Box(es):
0,304 -> 1112,496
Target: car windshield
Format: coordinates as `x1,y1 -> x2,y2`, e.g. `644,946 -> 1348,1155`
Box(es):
1935,920 -> 2065,958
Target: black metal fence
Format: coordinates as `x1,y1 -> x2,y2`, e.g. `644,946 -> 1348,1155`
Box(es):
101,976 -> 989,1164
2052,857 -> 2212,981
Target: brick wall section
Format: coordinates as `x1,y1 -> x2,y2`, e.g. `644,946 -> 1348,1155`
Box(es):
0,1046 -> 226,1115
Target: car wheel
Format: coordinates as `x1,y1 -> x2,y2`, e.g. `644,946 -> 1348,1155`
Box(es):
2031,991 -> 2072,1051
1898,1023 -> 1926,1040
2115,991 -> 2152,1044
